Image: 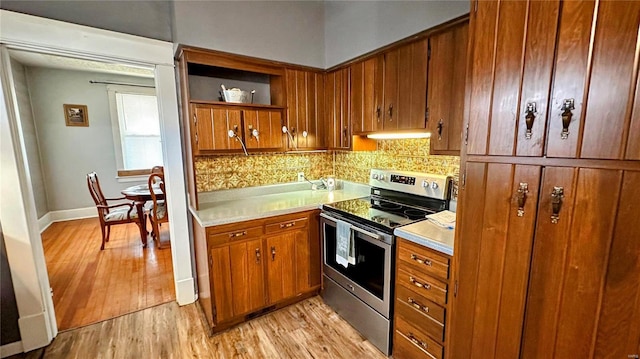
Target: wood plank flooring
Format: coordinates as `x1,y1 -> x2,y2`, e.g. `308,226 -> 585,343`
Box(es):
41,218 -> 175,331
14,296 -> 387,359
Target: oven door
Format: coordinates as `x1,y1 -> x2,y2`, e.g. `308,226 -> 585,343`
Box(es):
320,213 -> 393,318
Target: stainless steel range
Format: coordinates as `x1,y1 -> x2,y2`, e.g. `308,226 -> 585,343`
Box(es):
320,169 -> 451,355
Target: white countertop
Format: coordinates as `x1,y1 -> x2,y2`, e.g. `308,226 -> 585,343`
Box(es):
190,181 -> 370,227
394,219 -> 455,256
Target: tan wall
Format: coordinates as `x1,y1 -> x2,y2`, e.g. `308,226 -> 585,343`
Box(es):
195,138 -> 459,191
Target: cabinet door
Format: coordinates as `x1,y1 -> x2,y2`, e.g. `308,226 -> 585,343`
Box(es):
243,109 -> 284,150
229,239 -> 266,316
351,56 -> 384,134
449,162 -> 541,359
466,0 -> 559,156
265,231 -> 297,304
192,104 -> 242,152
210,245 -> 233,323
397,39 -> 428,130
383,47 -> 399,130
210,239 -> 266,322
383,40 -> 428,131
521,167 -> 633,359
285,69 -> 325,150
325,68 -> 351,149
428,22 -> 468,154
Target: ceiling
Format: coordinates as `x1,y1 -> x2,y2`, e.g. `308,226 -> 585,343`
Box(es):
8,49 -> 155,78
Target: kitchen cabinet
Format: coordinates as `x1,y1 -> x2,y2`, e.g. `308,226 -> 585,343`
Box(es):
351,55 -> 384,133
465,0 -> 640,159
451,1 -> 640,358
350,39 -> 429,133
191,103 -> 284,153
193,210 -> 321,333
450,163 -> 640,359
285,68 -> 326,150
325,68 -> 351,149
383,39 -> 429,131
427,22 -> 468,155
243,108 -> 284,150
393,238 -> 452,359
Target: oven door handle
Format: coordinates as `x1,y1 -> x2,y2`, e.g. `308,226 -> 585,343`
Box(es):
320,212 -> 381,240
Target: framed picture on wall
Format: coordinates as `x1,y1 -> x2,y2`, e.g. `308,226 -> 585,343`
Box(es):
63,104 -> 89,127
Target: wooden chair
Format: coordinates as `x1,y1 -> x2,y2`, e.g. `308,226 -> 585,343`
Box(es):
86,172 -> 145,250
151,165 -> 164,175
147,172 -> 169,248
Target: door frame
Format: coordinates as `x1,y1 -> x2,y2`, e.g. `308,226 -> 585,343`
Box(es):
0,10 -> 196,352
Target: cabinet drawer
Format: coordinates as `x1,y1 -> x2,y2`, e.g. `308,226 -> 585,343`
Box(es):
208,226 -> 263,246
265,217 -> 308,234
398,238 -> 450,281
397,268 -> 448,306
394,316 -> 443,359
395,300 -> 445,342
396,284 -> 445,323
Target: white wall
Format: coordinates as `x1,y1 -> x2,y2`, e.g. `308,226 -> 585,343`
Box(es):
10,59 -> 48,219
172,0 -> 325,68
0,1 -> 173,42
324,0 -> 469,68
25,67 -> 154,211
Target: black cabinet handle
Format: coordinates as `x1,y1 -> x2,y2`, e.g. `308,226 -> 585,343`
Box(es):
560,99 -> 575,140
551,186 -> 564,224
525,102 -> 536,139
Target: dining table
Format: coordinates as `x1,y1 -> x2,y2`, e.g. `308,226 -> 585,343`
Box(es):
121,183 -> 165,247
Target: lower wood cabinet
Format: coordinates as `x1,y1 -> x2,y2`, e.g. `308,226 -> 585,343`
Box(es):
193,210 -> 321,333
393,237 -> 452,359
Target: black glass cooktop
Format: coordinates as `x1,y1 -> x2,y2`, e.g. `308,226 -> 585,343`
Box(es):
322,196 -> 438,231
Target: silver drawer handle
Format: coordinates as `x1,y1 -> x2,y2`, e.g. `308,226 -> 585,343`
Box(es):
407,297 -> 429,313
407,332 -> 429,350
409,276 -> 431,290
410,254 -> 432,266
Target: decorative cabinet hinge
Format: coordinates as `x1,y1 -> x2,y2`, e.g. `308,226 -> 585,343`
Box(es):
212,306 -> 217,320
425,108 -> 429,122
454,280 -> 458,297
462,173 -> 466,188
195,133 -> 199,144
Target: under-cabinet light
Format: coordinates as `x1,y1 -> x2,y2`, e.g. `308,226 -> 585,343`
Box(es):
366,132 -> 431,140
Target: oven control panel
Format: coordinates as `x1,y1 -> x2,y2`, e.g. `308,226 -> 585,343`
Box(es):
390,174 -> 416,186
369,169 -> 451,200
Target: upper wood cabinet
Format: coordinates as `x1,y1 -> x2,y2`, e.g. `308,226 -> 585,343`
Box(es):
243,108 -> 284,150
190,103 -> 284,154
351,40 -> 429,134
427,22 -> 469,155
285,69 -> 326,150
466,0 -> 640,160
351,55 -> 384,133
325,68 -> 351,149
383,39 -> 429,131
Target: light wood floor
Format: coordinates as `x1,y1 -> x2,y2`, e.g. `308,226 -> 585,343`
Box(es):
15,296 -> 387,359
41,218 -> 175,331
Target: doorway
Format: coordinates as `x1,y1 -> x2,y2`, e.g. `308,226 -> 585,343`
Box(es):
0,10 -> 194,351
5,49 -> 176,331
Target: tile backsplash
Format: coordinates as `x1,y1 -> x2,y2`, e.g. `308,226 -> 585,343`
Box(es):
335,139 -> 460,183
195,152 -> 333,191
195,138 -> 459,192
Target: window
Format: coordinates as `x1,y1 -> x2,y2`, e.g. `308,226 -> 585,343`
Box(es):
108,85 -> 163,177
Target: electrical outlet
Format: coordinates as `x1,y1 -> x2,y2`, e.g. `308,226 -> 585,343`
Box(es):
297,172 -> 305,182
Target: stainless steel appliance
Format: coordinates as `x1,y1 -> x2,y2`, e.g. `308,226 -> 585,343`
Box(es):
320,169 -> 451,355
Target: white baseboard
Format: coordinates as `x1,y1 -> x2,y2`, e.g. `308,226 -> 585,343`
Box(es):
1,341 -> 23,358
38,207 -> 97,233
18,311 -> 51,352
175,277 -> 196,306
